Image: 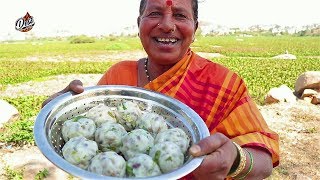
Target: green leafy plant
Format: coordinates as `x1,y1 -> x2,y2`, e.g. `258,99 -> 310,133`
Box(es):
0,96 -> 47,144
35,168 -> 49,180
4,166 -> 24,180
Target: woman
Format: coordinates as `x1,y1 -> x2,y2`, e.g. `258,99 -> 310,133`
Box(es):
43,0 -> 279,179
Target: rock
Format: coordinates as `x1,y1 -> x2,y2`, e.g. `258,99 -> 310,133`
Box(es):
265,85 -> 297,104
301,89 -> 319,98
294,173 -> 312,180
265,87 -> 282,104
295,71 -> 320,96
272,51 -> 297,60
311,94 -> 320,105
0,99 -> 20,128
303,97 -> 313,103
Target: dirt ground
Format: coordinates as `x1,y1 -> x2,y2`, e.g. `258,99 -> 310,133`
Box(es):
0,56 -> 319,179
260,101 -> 320,179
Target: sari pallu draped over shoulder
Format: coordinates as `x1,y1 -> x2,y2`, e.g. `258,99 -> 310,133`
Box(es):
144,51 -> 279,167
97,50 -> 280,176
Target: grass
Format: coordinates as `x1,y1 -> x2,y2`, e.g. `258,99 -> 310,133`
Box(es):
1,36 -> 319,59
212,57 -> 320,104
35,169 -> 49,180
0,61 -> 113,85
4,166 -> 24,180
0,37 -> 143,59
0,96 -> 47,145
192,36 -> 320,57
3,167 -> 49,180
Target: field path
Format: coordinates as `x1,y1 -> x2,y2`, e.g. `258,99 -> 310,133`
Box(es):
0,74 -> 102,98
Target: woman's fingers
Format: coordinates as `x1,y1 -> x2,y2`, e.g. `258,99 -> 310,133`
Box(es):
189,133 -> 228,157
62,79 -> 84,94
191,133 -> 238,180
42,80 -> 84,108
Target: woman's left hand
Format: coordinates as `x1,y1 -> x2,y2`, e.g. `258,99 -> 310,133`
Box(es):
189,132 -> 238,180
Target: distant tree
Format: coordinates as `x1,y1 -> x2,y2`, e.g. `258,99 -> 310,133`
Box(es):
311,27 -> 320,36
69,35 -> 95,44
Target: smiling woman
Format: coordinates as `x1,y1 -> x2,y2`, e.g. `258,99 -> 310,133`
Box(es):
137,0 -> 197,68
42,0 -> 279,179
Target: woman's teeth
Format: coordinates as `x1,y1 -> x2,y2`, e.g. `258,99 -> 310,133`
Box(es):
156,38 -> 177,43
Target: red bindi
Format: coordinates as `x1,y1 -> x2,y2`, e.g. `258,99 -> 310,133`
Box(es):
166,0 -> 173,6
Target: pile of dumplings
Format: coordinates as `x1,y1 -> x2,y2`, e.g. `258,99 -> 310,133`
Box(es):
61,101 -> 190,178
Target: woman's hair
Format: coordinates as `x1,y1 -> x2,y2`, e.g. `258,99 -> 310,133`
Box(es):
139,0 -> 198,22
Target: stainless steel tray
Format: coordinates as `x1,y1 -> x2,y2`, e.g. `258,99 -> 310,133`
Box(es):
34,85 -> 209,179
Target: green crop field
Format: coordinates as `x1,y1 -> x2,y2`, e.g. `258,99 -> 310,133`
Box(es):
1,36 -> 319,59
0,37 -> 143,59
192,36 -> 320,57
0,35 -> 319,145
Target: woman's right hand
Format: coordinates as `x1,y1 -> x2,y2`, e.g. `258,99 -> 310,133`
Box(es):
41,80 -> 84,108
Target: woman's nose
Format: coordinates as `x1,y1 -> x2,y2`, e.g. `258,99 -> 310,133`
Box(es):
158,15 -> 176,33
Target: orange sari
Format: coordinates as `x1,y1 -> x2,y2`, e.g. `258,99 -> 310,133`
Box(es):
98,51 -> 279,167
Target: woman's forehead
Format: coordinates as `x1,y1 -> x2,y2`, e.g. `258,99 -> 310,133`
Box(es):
145,0 -> 192,11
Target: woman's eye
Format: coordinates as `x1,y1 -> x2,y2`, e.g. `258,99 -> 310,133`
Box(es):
149,12 -> 161,17
174,13 -> 187,19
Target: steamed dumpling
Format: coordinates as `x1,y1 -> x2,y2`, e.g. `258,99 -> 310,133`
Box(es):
62,136 -> 98,169
136,112 -> 168,136
85,104 -> 117,127
155,128 -> 190,153
61,116 -> 96,142
95,122 -> 127,152
149,141 -> 184,173
88,151 -> 126,177
126,154 -> 161,177
115,101 -> 142,131
120,129 -> 154,160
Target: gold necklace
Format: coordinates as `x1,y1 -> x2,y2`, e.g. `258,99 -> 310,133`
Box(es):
144,58 -> 151,82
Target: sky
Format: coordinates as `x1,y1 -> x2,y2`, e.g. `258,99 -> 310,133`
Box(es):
0,0 -> 319,40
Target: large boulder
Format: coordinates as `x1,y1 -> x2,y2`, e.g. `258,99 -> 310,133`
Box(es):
272,51 -> 297,60
0,99 -> 19,128
272,53 -> 297,60
265,85 -> 297,104
295,71 -> 320,96
301,89 -> 318,98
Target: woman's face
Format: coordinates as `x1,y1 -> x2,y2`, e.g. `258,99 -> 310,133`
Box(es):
138,0 -> 197,65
